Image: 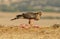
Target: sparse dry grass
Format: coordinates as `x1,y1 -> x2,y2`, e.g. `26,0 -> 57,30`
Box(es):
0,24 -> 60,39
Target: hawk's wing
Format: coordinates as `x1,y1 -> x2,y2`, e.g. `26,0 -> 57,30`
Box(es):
23,13 -> 36,19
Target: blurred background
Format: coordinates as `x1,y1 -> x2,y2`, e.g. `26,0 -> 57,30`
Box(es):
0,0 -> 60,26
0,0 -> 60,12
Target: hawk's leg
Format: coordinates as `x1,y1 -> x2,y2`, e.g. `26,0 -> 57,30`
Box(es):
29,19 -> 34,26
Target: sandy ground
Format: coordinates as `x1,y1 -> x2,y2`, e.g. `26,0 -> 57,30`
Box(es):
0,25 -> 60,39
0,12 -> 60,26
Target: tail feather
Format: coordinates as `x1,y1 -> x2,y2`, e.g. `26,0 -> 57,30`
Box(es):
10,14 -> 23,21
11,17 -> 18,21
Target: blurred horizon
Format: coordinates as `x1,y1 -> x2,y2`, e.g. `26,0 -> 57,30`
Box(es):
0,0 -> 60,12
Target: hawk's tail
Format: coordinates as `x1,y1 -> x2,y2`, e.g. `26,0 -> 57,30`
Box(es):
11,14 -> 23,21
11,17 -> 18,21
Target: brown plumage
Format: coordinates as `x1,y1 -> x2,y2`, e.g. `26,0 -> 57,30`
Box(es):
11,12 -> 42,25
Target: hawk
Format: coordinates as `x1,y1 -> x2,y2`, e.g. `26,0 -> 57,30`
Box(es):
11,12 -> 42,26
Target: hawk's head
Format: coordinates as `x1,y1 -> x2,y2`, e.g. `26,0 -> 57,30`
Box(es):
36,11 -> 42,16
35,11 -> 42,20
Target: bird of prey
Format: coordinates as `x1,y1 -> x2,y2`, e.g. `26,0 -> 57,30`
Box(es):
11,12 -> 42,26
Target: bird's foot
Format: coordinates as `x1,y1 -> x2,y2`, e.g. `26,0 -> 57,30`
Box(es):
33,25 -> 40,28
19,24 -> 30,29
19,24 -> 40,29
